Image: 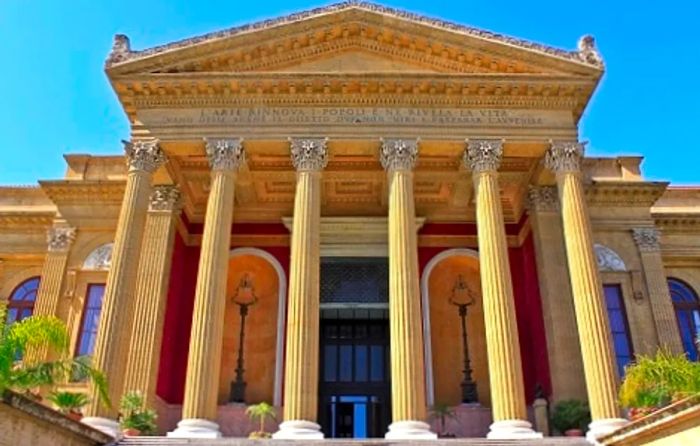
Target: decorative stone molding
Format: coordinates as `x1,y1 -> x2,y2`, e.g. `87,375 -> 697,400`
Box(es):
149,185 -> 183,212
594,244 -> 627,272
123,139 -> 165,173
106,34 -> 131,65
577,35 -> 603,67
204,138 -> 245,171
380,138 -> 419,172
632,228 -> 661,252
464,139 -> 503,173
545,141 -> 585,173
82,243 -> 113,270
47,227 -> 76,252
289,138 -> 329,171
527,186 -> 559,212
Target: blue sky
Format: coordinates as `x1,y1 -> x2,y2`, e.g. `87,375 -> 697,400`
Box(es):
1,0 -> 698,185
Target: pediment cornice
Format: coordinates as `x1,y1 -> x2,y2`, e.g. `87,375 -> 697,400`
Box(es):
586,181 -> 669,208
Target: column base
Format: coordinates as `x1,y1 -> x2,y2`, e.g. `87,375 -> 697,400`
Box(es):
385,420 -> 437,439
487,419 -> 543,439
167,418 -> 222,438
586,418 -> 628,443
81,417 -> 121,438
272,420 -> 324,439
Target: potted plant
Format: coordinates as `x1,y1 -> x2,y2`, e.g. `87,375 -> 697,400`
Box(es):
620,349 -> 700,420
119,391 -> 157,437
47,391 -> 89,421
551,399 -> 590,436
429,403 -> 457,438
246,401 -> 276,439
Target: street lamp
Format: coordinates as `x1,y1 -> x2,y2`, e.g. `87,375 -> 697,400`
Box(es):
448,274 -> 479,404
229,273 -> 258,403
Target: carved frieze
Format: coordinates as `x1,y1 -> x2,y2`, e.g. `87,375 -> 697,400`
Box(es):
632,228 -> 661,252
464,139 -> 503,173
204,138 -> 245,171
149,185 -> 183,212
545,141 -> 585,173
83,243 -> 113,270
47,227 -> 77,252
123,139 -> 165,173
594,244 -> 627,272
380,139 -> 419,172
289,138 -> 329,171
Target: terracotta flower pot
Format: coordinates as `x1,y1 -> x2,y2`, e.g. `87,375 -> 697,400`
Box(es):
66,411 -> 83,422
122,428 -> 141,437
564,428 -> 584,437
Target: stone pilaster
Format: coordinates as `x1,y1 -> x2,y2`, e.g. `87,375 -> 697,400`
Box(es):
632,228 -> 683,354
273,138 -> 327,440
465,140 -> 540,439
545,141 -> 627,441
527,186 -> 587,402
169,139 -> 244,439
380,139 -> 435,440
123,185 -> 182,409
82,140 -> 165,437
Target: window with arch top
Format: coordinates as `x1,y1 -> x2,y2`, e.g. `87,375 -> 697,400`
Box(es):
6,277 -> 40,324
668,278 -> 700,361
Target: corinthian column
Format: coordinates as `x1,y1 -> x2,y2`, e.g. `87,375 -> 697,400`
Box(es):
379,139 -> 435,440
169,139 -> 244,439
465,140 -> 540,439
82,140 -> 165,437
123,185 -> 182,409
273,138 -> 327,440
30,226 -> 77,363
545,141 -> 627,441
632,228 -> 683,353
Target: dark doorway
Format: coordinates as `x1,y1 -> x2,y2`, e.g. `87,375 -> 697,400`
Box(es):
318,257 -> 391,438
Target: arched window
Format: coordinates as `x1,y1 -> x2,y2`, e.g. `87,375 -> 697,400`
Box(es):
6,277 -> 40,324
668,278 -> 700,361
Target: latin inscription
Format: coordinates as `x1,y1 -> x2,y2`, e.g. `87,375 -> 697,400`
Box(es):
139,107 -> 570,128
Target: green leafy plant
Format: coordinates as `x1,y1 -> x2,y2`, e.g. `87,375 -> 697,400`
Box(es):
47,391 -> 89,418
246,401 -> 276,439
550,399 -> 591,435
619,349 -> 700,413
0,305 -> 109,407
119,390 -> 157,435
429,403 -> 457,437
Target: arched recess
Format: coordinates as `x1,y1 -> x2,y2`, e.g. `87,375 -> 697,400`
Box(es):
421,248 -> 487,406
594,244 -> 627,272
226,247 -> 287,406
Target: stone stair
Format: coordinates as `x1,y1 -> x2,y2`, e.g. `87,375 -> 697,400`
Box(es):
116,437 -> 590,446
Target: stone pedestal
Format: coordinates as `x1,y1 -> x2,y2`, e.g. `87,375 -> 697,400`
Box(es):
465,140 -> 540,440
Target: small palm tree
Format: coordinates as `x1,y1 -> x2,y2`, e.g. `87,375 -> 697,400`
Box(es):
246,401 -> 276,438
0,305 -> 109,407
47,391 -> 90,419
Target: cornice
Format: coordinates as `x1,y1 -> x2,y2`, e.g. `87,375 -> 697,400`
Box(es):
39,180 -> 126,205
585,181 -> 668,208
0,212 -> 55,231
105,2 -> 602,73
653,212 -> 700,233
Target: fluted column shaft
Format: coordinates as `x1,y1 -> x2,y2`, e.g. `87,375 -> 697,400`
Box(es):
123,186 -> 182,408
85,140 -> 165,419
181,140 -> 243,422
546,142 -> 622,431
632,228 -> 683,353
465,141 -> 528,425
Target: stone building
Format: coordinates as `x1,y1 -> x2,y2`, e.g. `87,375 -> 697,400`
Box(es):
1,2 -> 698,442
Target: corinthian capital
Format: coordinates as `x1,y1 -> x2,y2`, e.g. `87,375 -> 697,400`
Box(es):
545,141 -> 585,174
47,227 -> 77,252
380,138 -> 419,172
632,228 -> 661,252
528,186 -> 559,212
204,138 -> 245,172
464,139 -> 503,173
149,185 -> 182,212
290,138 -> 328,171
123,139 -> 165,173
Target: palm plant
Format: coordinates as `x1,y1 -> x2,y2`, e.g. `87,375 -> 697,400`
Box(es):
246,401 -> 276,438
47,391 -> 90,418
429,403 -> 457,437
0,305 -> 109,407
119,390 -> 158,436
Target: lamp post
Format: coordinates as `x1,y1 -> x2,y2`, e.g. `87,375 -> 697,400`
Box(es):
449,274 -> 478,404
229,273 -> 258,403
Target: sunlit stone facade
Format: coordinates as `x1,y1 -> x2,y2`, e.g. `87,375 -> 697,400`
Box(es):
1,2 -> 698,442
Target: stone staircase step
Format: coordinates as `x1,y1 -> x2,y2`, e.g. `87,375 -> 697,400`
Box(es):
116,437 -> 590,446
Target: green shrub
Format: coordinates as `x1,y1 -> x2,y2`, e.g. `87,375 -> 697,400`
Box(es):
551,399 -> 591,434
47,391 -> 89,414
119,391 -> 157,435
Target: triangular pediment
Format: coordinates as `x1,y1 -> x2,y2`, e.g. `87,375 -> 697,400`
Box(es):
106,2 -> 603,78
